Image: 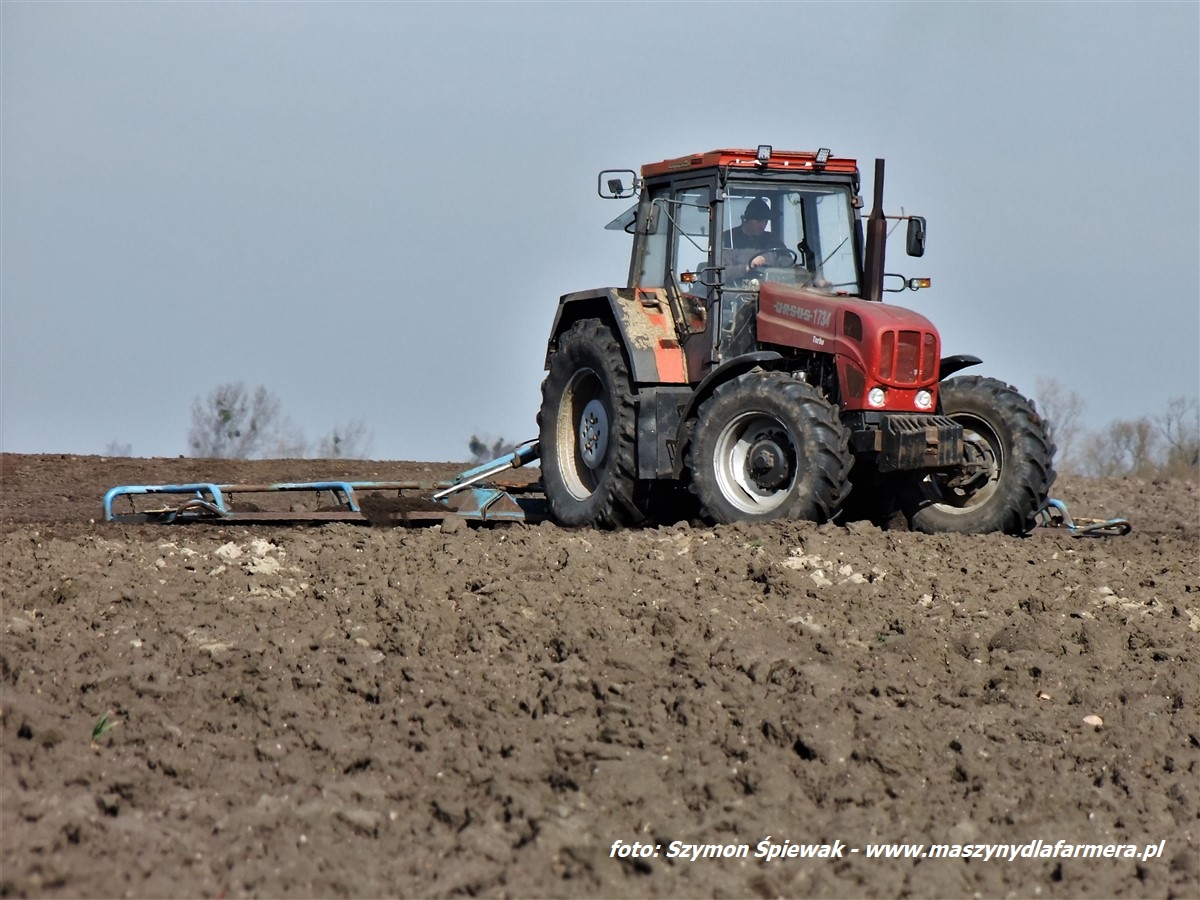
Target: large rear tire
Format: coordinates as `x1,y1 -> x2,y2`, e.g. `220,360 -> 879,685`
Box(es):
539,320 -> 647,527
688,372 -> 852,524
909,375 -> 1055,535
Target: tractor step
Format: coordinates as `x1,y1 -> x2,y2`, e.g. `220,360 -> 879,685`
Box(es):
103,443 -> 548,526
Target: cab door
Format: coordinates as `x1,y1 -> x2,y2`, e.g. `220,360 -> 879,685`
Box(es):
664,181 -> 715,382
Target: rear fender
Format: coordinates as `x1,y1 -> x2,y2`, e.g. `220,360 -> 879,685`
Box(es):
546,288 -> 689,386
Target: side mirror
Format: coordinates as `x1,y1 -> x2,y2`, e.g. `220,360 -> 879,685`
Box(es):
598,169 -> 639,199
637,203 -> 661,235
906,216 -> 927,258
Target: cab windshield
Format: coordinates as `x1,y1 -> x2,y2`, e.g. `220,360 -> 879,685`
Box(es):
721,184 -> 860,293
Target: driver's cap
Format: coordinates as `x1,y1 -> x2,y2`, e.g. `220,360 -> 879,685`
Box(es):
743,198 -> 771,221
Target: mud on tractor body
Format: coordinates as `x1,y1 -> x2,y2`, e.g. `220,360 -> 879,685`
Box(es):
539,146 -> 1055,534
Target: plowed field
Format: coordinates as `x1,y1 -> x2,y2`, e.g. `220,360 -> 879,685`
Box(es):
2,454 -> 1197,899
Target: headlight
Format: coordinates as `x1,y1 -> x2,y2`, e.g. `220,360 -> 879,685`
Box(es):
915,390 -> 933,410
867,387 -> 887,408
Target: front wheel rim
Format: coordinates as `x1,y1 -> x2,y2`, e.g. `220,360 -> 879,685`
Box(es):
712,412 -> 798,514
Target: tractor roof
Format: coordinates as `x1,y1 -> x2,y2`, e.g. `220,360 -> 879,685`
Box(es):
641,148 -> 858,179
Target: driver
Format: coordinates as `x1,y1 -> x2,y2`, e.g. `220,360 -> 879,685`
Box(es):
722,197 -> 789,279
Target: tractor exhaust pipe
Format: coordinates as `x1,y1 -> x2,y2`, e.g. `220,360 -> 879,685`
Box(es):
863,158 -> 886,303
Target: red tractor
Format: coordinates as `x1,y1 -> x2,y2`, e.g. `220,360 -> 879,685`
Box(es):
538,146 -> 1055,533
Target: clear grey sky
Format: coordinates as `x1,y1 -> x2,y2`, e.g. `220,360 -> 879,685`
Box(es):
3,1 -> 1197,462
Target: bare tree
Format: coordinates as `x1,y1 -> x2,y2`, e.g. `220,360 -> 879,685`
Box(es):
186,383 -> 380,460
1080,416 -> 1159,478
1072,397 -> 1199,479
315,420 -> 373,459
468,434 -> 516,465
1158,396 -> 1200,478
1035,377 -> 1086,473
265,418 -> 311,459
188,383 -> 282,459
103,441 -> 133,457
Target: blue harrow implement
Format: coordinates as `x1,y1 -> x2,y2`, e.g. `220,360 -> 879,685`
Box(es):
104,442 -> 548,526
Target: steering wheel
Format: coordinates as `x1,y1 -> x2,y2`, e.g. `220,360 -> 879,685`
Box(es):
745,247 -> 798,280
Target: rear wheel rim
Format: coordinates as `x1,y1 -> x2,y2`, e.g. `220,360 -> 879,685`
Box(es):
712,412 -> 798,514
579,399 -> 609,469
556,368 -> 608,500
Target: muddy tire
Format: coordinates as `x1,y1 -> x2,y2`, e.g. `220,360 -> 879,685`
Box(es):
909,375 -> 1055,535
688,372 -> 852,524
539,320 -> 646,527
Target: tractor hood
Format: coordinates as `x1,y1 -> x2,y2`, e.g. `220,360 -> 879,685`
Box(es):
756,283 -> 942,411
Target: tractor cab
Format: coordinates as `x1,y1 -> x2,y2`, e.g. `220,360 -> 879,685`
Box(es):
603,147 -> 884,371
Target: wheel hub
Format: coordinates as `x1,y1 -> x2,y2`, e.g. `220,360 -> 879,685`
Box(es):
708,406 -> 807,517
944,437 -> 995,494
747,438 -> 791,490
579,398 -> 609,469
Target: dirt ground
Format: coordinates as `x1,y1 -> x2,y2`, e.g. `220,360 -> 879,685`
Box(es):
1,452 -> 1197,899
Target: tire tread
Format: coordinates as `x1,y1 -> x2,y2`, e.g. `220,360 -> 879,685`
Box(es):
538,320 -> 645,528
687,372 -> 852,524
911,375 -> 1056,535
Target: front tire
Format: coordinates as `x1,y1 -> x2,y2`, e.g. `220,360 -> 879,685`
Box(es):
688,372 -> 851,524
539,320 -> 646,527
909,375 -> 1055,535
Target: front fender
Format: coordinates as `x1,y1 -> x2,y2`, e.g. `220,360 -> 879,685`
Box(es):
939,354 -> 982,379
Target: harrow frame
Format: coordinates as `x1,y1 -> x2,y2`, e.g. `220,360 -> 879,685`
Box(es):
103,443 -> 547,526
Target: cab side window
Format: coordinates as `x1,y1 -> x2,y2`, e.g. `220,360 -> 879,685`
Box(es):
671,186 -> 713,291
635,189 -> 670,288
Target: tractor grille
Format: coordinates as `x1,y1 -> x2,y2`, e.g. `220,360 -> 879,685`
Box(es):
878,330 -> 937,385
